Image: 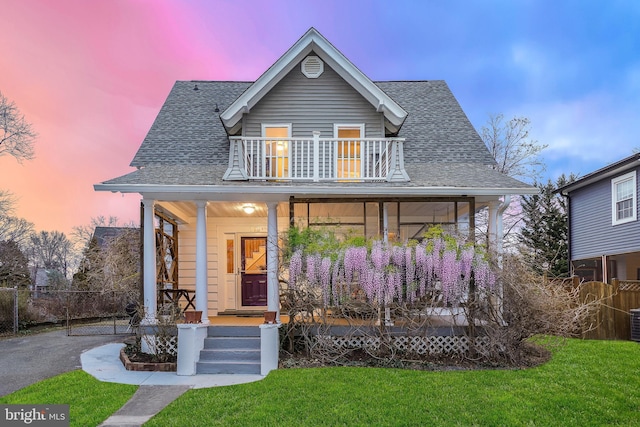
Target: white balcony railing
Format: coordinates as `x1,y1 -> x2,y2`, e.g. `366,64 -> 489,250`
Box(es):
224,133 -> 409,182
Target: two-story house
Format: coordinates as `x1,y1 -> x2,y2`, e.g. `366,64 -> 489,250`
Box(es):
95,28 -> 535,374
558,153 -> 640,283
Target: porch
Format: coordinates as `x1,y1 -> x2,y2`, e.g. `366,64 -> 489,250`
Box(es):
139,193 -> 509,376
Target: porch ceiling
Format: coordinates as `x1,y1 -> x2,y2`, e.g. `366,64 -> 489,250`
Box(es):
156,198 -> 487,223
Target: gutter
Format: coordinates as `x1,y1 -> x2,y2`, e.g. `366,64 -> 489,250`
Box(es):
94,183 -> 540,198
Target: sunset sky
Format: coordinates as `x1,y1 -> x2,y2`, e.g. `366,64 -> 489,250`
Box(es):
1,0 -> 639,236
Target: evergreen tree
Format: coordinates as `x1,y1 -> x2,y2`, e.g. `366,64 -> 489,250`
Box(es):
519,174 -> 576,277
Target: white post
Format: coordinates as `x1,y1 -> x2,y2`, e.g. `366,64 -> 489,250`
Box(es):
195,201 -> 209,323
312,131 -> 320,182
266,202 -> 279,321
496,195 -> 511,268
260,324 -> 280,375
142,198 -> 157,323
487,200 -> 499,256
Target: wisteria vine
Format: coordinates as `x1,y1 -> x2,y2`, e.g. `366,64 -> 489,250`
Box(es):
287,236 -> 495,308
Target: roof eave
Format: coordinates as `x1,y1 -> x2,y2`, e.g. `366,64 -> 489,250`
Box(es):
95,183 -> 539,199
557,154 -> 640,194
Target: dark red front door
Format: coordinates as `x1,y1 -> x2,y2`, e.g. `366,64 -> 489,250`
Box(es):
241,237 -> 267,306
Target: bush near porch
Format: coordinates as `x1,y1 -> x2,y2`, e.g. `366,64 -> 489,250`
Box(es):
279,226 -> 599,368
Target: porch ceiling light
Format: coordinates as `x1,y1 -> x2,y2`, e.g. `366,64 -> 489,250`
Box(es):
242,204 -> 256,215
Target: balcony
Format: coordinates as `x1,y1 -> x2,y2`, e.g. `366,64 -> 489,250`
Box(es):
224,133 -> 409,182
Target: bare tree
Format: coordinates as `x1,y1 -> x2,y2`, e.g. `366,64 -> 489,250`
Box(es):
73,227 -> 139,304
0,216 -> 34,246
0,190 -> 16,215
481,114 -> 547,183
28,231 -> 72,280
478,114 -> 549,251
0,190 -> 34,246
0,91 -> 36,163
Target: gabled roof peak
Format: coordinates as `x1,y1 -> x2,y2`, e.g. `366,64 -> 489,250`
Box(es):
220,27 -> 408,134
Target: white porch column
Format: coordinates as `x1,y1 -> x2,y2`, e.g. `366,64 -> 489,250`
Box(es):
487,200 -> 499,256
266,202 -> 280,320
487,196 -> 512,259
142,198 -> 157,322
195,201 -> 209,323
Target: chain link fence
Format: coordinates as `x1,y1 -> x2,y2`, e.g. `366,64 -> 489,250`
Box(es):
0,287 -> 18,335
0,288 -> 137,336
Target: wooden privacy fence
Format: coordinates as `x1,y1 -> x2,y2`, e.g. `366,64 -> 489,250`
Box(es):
571,277 -> 640,340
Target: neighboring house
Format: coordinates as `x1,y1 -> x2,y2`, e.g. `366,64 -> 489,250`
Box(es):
92,226 -> 137,249
558,153 -> 640,283
95,28 -> 535,373
32,267 -> 52,297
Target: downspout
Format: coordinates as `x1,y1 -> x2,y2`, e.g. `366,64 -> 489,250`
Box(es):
495,195 -> 511,327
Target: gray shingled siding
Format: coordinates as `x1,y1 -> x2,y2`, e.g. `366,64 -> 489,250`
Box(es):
244,56 -> 383,138
570,167 -> 640,260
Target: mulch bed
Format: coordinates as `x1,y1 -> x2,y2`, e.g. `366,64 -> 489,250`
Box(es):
120,343 -> 177,372
279,341 -> 552,371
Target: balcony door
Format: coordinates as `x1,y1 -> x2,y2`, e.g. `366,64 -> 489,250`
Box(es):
263,124 -> 291,179
335,124 -> 364,179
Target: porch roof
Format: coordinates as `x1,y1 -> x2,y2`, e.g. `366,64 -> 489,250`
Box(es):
95,162 -> 537,199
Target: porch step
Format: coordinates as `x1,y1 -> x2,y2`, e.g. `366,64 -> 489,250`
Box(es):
196,326 -> 261,375
203,336 -> 260,350
207,325 -> 261,336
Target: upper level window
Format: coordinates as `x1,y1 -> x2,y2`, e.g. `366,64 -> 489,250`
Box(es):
612,171 -> 637,225
335,124 -> 364,179
263,124 -> 290,178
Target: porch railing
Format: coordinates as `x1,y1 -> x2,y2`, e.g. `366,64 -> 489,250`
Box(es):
225,133 -> 409,182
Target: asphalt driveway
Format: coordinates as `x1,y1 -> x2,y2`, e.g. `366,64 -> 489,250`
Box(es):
0,329 -> 128,397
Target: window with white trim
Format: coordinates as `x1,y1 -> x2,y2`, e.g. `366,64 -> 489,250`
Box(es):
334,124 -> 364,179
612,171 -> 637,225
262,124 -> 291,178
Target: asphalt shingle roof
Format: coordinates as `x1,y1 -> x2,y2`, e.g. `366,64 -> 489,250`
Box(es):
103,79 -> 532,192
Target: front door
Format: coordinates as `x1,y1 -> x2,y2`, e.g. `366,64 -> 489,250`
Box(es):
240,236 -> 267,306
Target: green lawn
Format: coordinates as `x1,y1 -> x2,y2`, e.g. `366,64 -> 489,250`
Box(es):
0,370 -> 137,427
2,339 -> 639,426
147,339 -> 640,427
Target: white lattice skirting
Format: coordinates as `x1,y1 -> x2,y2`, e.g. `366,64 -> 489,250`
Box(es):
147,335 -> 178,356
317,335 -> 490,355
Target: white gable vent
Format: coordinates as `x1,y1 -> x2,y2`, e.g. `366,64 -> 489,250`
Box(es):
301,56 -> 324,78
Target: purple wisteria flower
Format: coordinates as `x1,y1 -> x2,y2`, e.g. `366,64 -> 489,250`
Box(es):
344,246 -> 367,284
319,257 -> 332,307
289,249 -> 303,289
473,254 -> 496,291
440,249 -> 460,305
371,241 -> 390,271
460,246 -> 475,287
306,253 -> 321,287
405,246 -> 416,302
288,232 -> 497,311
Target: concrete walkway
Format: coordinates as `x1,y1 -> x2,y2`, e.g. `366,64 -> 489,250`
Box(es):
0,330 -> 265,426
81,343 -> 264,426
98,385 -> 190,427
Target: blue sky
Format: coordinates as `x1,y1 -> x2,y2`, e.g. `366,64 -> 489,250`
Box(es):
1,0 -> 639,233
